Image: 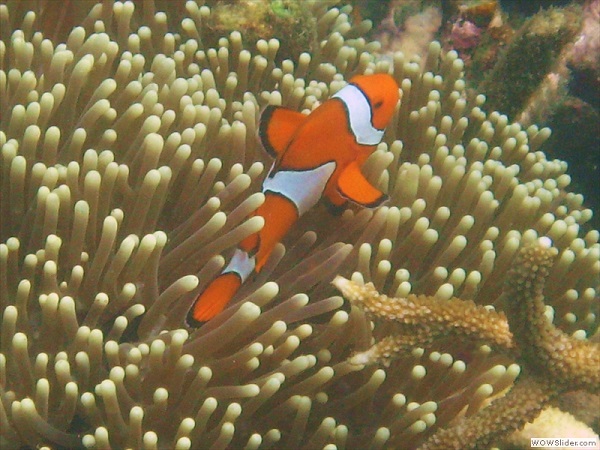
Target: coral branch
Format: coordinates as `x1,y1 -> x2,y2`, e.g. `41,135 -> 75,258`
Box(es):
504,237 -> 600,392
336,237 -> 600,447
332,275 -> 513,366
419,377 -> 552,450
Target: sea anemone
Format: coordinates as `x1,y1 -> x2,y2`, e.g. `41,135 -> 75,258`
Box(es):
1,1 -> 597,449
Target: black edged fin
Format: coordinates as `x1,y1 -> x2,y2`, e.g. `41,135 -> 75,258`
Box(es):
337,161 -> 388,208
185,309 -> 206,328
259,105 -> 306,158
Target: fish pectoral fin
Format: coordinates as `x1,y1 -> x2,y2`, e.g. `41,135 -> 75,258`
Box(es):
259,105 -> 306,158
337,161 -> 388,207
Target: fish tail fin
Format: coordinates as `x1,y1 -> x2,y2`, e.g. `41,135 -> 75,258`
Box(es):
186,248 -> 256,327
186,272 -> 242,327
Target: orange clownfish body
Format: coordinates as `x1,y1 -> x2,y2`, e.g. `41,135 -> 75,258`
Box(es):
187,73 -> 400,326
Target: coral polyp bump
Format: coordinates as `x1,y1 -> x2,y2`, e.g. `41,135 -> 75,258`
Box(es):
0,1 -> 598,449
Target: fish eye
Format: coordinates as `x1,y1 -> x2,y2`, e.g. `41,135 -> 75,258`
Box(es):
374,100 -> 383,109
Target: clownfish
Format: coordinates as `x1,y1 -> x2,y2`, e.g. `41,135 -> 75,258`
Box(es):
186,73 -> 400,326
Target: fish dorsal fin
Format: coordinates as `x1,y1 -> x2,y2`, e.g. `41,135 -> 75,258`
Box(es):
259,105 -> 306,158
337,161 -> 388,207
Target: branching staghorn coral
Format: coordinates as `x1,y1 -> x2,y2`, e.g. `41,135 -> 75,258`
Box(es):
1,1 -> 598,449
332,275 -> 513,367
334,237 -> 600,448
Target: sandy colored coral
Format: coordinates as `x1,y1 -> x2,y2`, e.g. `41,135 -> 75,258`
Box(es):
0,0 -> 598,449
503,237 -> 600,393
505,406 -> 600,449
418,238 -> 600,449
335,238 -> 599,448
332,275 -> 513,366
421,377 -> 553,450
